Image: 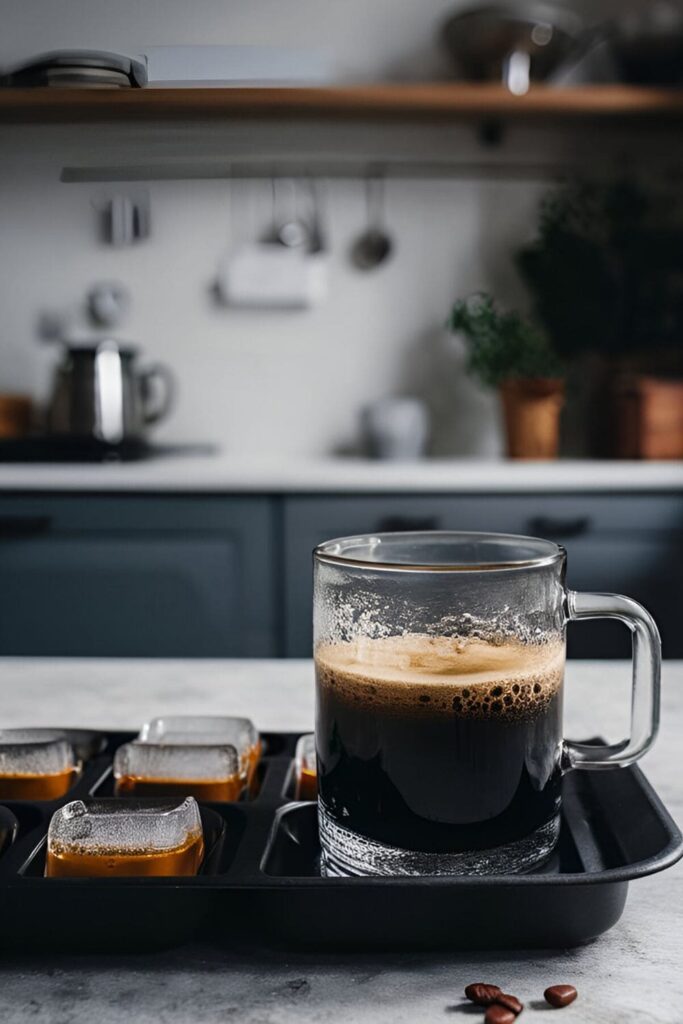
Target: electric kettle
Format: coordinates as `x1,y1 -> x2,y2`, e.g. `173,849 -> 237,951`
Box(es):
47,340 -> 174,445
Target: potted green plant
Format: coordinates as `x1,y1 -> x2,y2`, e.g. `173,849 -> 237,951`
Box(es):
517,178 -> 683,458
449,293 -> 564,460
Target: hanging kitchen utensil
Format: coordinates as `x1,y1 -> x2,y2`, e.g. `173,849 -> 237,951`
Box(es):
217,178 -> 328,309
307,178 -> 327,255
271,178 -> 310,249
351,176 -> 393,271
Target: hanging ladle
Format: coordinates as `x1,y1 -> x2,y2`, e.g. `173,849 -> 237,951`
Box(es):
351,175 -> 393,270
271,178 -> 310,250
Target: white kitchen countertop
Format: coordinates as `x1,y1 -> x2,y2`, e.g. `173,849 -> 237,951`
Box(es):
0,453 -> 682,493
0,657 -> 681,1023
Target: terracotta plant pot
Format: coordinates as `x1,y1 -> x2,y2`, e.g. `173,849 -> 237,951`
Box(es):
0,394 -> 32,439
499,378 -> 564,460
615,375 -> 683,459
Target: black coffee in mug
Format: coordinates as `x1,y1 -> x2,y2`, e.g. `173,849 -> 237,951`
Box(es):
314,531 -> 660,877
316,635 -> 564,856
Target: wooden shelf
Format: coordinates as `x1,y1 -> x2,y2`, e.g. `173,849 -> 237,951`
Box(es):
1,84 -> 683,125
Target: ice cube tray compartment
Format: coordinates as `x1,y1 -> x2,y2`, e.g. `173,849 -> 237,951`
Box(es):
18,803 -> 233,879
0,804 -> 20,858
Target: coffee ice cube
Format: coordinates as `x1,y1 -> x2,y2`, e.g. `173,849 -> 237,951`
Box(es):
138,716 -> 261,783
294,733 -> 317,801
46,797 -> 204,877
0,729 -> 78,800
24,727 -> 106,762
114,741 -> 242,801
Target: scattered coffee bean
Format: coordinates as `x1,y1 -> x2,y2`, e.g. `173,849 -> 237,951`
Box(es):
465,983 -> 503,1006
496,993 -> 523,1015
484,1006 -> 516,1024
544,985 -> 578,1008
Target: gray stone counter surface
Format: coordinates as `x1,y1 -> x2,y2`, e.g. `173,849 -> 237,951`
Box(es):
1,454 -> 682,493
0,658 -> 681,1024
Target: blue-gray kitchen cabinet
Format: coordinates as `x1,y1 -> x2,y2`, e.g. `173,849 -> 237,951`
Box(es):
283,493 -> 683,658
0,495 -> 276,657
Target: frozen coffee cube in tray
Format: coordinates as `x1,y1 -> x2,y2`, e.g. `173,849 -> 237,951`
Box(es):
294,733 -> 317,801
24,727 -> 106,762
0,729 -> 78,800
114,741 -> 242,801
46,797 -> 204,877
138,716 -> 261,783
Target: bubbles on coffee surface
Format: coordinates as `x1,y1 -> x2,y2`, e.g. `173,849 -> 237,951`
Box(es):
315,634 -> 564,720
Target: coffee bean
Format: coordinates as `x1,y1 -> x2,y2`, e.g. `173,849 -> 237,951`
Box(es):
496,993 -> 523,1015
484,1006 -> 516,1024
464,983 -> 503,1006
544,985 -> 577,1008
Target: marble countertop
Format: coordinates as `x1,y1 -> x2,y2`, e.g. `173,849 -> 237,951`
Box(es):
1,454 -> 682,493
1,657 -> 682,1024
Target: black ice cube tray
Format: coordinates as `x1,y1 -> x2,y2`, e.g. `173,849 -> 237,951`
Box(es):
0,730 -> 680,953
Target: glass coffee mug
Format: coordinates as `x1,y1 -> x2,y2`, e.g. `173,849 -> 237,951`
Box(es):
313,532 -> 660,877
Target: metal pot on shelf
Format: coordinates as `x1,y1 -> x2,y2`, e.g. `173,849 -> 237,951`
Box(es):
440,3 -> 584,94
47,339 -> 174,445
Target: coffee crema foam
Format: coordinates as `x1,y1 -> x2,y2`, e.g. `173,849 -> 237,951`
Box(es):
315,634 -> 564,719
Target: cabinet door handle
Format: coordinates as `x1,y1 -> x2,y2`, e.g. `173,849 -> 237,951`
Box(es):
529,515 -> 591,539
0,515 -> 52,538
376,515 -> 439,532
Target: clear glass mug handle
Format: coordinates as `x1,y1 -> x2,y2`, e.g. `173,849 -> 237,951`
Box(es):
564,590 -> 661,770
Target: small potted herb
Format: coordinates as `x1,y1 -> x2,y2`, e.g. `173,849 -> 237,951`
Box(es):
449,293 -> 564,459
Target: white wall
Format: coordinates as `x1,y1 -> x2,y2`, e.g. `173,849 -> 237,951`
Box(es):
0,0 -> 629,456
